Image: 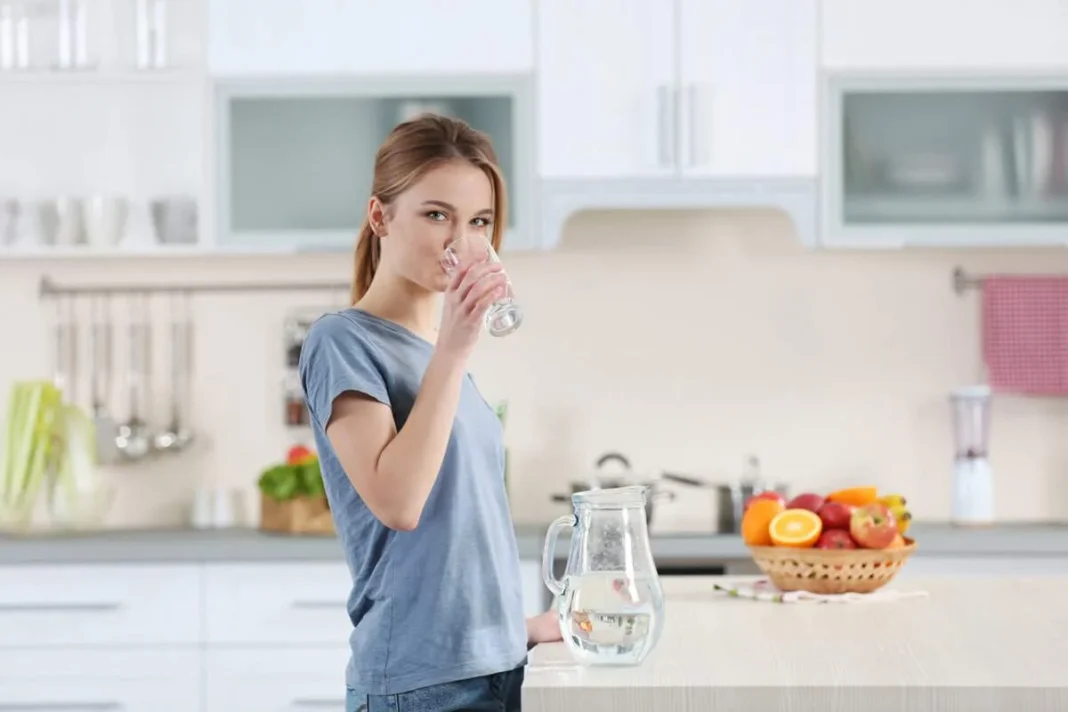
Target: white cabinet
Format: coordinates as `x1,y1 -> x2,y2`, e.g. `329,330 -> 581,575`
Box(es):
822,0 -> 1068,71
679,0 -> 817,177
537,0 -> 818,180
536,0 -> 675,179
0,650 -> 201,712
0,564 -> 201,647
205,649 -> 350,712
203,562 -> 351,645
208,0 -> 533,76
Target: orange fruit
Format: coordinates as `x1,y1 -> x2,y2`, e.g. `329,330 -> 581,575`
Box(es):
826,486 -> 879,507
741,498 -> 784,546
887,533 -> 906,549
769,509 -> 823,548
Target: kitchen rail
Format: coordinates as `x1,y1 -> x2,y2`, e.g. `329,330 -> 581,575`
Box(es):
38,275 -> 350,299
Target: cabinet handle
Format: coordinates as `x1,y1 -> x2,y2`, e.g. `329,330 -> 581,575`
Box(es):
657,84 -> 674,168
290,699 -> 345,709
290,600 -> 344,609
0,704 -> 124,711
687,83 -> 699,168
0,603 -> 121,613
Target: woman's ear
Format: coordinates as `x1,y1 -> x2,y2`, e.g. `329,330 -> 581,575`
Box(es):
367,196 -> 388,237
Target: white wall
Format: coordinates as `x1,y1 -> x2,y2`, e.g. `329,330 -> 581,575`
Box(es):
3,207 -> 1068,528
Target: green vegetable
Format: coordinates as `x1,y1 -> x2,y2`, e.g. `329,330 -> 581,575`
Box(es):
258,457 -> 325,502
1,381 -> 65,525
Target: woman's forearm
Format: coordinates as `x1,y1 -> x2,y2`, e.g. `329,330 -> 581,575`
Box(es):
374,350 -> 466,529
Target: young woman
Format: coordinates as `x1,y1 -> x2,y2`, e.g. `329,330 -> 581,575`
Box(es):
299,114 -> 561,712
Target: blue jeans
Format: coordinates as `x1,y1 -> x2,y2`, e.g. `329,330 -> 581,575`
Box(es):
346,666 -> 525,712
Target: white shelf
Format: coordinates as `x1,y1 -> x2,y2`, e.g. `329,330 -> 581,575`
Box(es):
0,68 -> 204,86
0,243 -> 320,260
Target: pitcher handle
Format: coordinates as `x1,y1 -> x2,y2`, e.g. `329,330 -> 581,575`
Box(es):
541,514 -> 575,597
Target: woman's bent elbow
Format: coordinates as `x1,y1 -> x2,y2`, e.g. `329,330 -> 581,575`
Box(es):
379,509 -> 420,532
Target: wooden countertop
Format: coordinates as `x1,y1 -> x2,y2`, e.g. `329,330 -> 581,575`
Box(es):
522,575 -> 1068,710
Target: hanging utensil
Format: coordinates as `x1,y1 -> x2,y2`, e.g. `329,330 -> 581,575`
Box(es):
47,295 -> 108,529
52,295 -> 79,403
154,291 -> 194,452
114,293 -> 153,461
89,293 -> 119,465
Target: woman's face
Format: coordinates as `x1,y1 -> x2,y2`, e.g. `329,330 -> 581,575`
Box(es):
372,160 -> 495,293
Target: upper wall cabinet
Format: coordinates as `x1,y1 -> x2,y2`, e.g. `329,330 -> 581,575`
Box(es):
821,75 -> 1068,247
678,0 -> 817,178
538,0 -> 817,180
536,0 -> 675,179
822,0 -> 1068,71
213,76 -> 537,253
536,0 -> 819,248
207,0 -> 533,76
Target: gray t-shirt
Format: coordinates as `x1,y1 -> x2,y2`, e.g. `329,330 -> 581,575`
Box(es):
299,308 -> 527,696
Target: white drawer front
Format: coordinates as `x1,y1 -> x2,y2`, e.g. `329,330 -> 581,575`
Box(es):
205,648 -> 350,712
0,650 -> 200,712
204,563 -> 352,645
0,564 -> 201,647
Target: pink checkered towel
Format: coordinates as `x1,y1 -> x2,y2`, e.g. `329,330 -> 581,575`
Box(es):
982,275 -> 1068,396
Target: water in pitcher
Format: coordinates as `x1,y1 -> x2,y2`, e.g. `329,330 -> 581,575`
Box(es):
556,571 -> 665,665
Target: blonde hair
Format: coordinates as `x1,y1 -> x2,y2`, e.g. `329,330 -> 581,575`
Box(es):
352,114 -> 507,303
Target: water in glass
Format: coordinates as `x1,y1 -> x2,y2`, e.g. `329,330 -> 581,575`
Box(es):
541,486 -> 665,665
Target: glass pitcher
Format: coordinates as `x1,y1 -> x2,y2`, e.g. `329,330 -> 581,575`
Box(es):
541,485 -> 665,666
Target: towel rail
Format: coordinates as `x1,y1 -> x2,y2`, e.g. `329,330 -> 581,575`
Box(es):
952,267 -> 984,296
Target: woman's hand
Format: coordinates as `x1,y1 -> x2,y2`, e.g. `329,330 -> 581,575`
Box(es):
436,257 -> 508,361
526,610 -> 563,650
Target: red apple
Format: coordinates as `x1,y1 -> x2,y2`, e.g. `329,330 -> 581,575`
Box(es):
744,491 -> 785,512
849,503 -> 898,549
818,501 -> 854,531
815,529 -> 857,550
786,492 -> 825,513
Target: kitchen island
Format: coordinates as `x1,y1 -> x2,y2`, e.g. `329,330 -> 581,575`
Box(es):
523,576 -> 1068,711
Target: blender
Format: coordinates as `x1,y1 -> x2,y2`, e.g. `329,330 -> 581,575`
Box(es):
950,386 -> 994,526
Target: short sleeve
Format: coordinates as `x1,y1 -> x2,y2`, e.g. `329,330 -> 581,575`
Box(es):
299,313 -> 391,429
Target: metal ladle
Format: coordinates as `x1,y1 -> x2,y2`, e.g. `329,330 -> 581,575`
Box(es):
154,291 -> 194,452
89,294 -> 119,465
114,293 -> 153,461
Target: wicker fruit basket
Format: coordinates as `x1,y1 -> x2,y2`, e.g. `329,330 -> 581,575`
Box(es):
747,538 -> 917,594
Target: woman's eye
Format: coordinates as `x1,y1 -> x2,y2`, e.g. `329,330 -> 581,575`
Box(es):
472,217 -> 492,228
426,211 -> 447,221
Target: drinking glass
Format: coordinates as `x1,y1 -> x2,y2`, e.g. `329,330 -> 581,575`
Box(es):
441,229 -> 523,337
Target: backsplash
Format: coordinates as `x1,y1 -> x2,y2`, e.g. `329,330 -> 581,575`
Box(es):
3,208 -> 1068,528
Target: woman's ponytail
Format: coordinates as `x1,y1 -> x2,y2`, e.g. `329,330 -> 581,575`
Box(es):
351,219 -> 379,304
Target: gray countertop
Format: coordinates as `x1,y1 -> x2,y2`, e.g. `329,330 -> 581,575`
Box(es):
2,522 -> 1068,565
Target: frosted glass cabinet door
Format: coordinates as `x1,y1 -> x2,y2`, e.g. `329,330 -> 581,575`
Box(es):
215,78 -> 534,252
208,0 -> 533,76
823,77 -> 1068,247
537,0 -> 675,178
